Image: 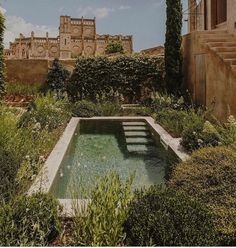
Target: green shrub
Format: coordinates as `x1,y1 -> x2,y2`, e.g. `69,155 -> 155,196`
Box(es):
181,120 -> 222,152
0,193 -> 61,246
67,55 -> 164,103
156,108 -> 188,137
169,146 -> 236,245
73,173 -> 133,246
105,41 -> 124,54
72,100 -> 102,117
124,185 -> 218,246
99,101 -> 122,116
18,93 -> 71,131
217,115 -> 236,145
46,58 -> 70,97
0,147 -> 19,202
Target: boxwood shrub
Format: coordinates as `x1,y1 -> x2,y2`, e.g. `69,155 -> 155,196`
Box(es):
169,146 -> 236,245
0,193 -> 61,246
123,186 -> 218,246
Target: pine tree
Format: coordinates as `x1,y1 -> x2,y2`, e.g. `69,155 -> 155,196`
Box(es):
0,12 -> 5,97
165,0 -> 183,94
46,58 -> 69,98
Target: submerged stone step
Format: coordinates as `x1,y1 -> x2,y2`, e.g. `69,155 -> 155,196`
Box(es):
127,144 -> 157,154
126,137 -> 154,145
123,126 -> 149,131
124,131 -> 151,137
122,122 -> 146,126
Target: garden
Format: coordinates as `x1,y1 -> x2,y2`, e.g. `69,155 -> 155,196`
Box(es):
1,1 -> 236,246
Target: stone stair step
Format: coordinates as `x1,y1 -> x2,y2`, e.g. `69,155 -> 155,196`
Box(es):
201,37 -> 236,43
212,47 -> 236,52
123,126 -> 149,131
208,42 -> 236,47
224,59 -> 236,65
218,52 -> 236,59
127,144 -> 157,154
122,122 -> 146,126
126,137 -> 154,145
124,131 -> 151,137
196,30 -> 228,35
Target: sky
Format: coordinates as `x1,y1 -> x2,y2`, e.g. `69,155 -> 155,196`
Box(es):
0,0 -> 189,52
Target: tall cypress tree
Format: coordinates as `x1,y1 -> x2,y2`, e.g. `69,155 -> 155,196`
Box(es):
165,0 -> 183,94
0,12 -> 5,97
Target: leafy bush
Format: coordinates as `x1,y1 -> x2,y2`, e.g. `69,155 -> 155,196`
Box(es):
46,58 -> 70,97
105,41 -> 124,54
0,147 -> 19,202
169,146 -> 236,244
156,108 -> 189,137
73,173 -> 133,246
147,93 -> 187,112
67,55 -> 164,103
124,186 -> 218,246
0,193 -> 61,246
181,120 -> 222,152
99,101 -> 122,116
18,93 -> 71,131
72,100 -> 102,117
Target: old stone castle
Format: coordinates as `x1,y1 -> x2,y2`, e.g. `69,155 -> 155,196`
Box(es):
4,16 -> 133,60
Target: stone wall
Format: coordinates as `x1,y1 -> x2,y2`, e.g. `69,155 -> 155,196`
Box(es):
5,59 -> 76,85
182,32 -> 236,121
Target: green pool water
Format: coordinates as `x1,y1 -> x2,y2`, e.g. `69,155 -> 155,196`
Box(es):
51,120 -> 170,199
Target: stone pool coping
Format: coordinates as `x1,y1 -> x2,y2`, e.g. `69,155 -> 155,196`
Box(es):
28,116 -> 189,216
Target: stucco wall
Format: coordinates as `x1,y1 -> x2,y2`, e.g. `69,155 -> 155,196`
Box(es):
182,32 -> 236,121
6,59 -> 76,85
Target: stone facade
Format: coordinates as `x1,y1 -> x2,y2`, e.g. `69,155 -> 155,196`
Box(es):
4,16 -> 133,60
183,0 -> 236,120
140,46 -> 164,57
188,0 -> 236,35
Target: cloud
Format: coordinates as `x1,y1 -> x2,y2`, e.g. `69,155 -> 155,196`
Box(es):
4,15 -> 58,48
119,5 -> 131,10
77,6 -> 114,19
58,7 -> 64,13
0,6 -> 6,14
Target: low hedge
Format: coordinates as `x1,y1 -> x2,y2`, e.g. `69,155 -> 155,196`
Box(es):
123,186 -> 218,246
0,193 -> 61,246
169,146 -> 236,245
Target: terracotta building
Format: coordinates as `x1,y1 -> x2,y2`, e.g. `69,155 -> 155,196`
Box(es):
4,16 -> 133,60
182,0 -> 236,120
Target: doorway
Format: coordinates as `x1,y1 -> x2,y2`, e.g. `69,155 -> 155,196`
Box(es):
211,0 -> 227,28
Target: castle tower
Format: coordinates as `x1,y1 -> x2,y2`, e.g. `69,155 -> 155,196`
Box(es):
59,16 -> 72,59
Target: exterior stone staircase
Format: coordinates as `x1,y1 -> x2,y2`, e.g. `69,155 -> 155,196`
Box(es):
197,30 -> 236,75
122,122 -> 158,156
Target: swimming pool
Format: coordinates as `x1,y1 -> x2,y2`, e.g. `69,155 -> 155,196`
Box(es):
29,117 -> 188,214
50,119 -> 169,199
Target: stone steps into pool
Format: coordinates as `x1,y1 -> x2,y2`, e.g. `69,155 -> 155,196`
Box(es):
125,137 -> 154,145
123,126 -> 149,131
126,144 -> 158,155
122,122 -> 146,126
122,121 -> 157,155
